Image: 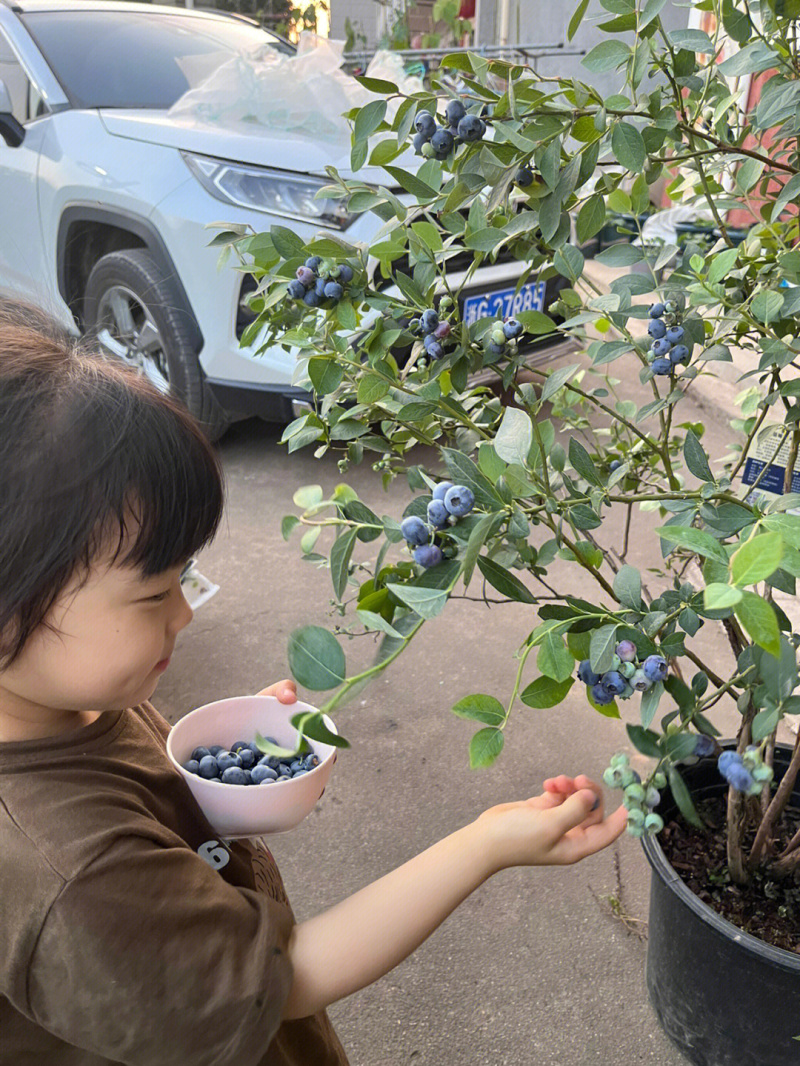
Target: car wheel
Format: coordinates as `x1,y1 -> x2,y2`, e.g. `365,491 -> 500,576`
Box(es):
83,248 -> 231,441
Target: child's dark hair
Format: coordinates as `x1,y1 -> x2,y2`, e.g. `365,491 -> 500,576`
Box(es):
0,300 -> 224,668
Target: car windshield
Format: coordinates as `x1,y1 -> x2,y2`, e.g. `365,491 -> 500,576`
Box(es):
21,10 -> 294,109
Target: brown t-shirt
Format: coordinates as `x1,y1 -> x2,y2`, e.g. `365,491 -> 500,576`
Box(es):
0,702 -> 349,1066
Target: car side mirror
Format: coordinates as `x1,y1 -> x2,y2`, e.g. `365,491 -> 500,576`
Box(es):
0,79 -> 24,147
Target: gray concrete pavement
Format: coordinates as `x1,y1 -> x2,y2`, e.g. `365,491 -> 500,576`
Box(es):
154,295 -> 778,1063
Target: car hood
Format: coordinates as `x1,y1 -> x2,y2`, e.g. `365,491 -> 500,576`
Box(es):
98,109 -> 388,181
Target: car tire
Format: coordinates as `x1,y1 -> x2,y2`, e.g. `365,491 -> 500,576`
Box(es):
82,248 -> 231,441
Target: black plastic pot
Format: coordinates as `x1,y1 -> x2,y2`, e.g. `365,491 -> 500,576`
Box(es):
642,743 -> 800,1066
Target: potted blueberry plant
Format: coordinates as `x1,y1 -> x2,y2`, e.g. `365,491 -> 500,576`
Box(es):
219,1 -> 800,1060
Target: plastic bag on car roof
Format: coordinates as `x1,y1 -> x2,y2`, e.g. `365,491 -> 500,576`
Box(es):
168,33 -> 418,147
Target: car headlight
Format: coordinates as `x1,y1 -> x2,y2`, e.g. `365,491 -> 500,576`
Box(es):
181,151 -> 355,229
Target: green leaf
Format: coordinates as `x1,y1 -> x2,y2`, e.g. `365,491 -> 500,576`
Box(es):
330,528 -> 357,600
308,357 -> 344,395
704,583 -> 743,610
288,626 -> 346,691
721,0 -> 752,44
554,244 -> 585,283
735,590 -> 781,658
568,0 -> 591,40
751,290 -> 785,324
613,564 -> 642,610
576,195 -> 607,244
751,707 -> 780,743
442,448 -> 504,510
582,39 -> 631,73
354,99 -> 387,143
520,676 -> 574,709
611,122 -> 646,173
568,438 -> 603,486
516,310 -> 556,335
293,484 -> 324,509
541,363 -> 581,402
537,631 -> 575,683
708,247 -> 740,285
270,225 -> 305,260
291,710 -> 350,750
730,531 -> 784,587
476,556 -> 536,603
451,693 -> 505,726
355,75 -> 398,94
669,29 -> 715,52
627,724 -> 662,759
718,39 -> 776,78
494,406 -> 533,466
465,227 -> 506,253
595,243 -> 643,267
281,515 -> 300,540
683,429 -> 714,483
469,727 -> 505,768
772,174 -> 800,221
386,582 -> 450,620
668,767 -> 704,829
657,526 -> 729,565
640,682 -> 663,729
383,165 -> 438,201
356,609 -> 403,639
590,623 -> 618,674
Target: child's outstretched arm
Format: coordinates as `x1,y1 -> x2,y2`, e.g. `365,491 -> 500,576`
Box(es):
283,775 -> 626,1019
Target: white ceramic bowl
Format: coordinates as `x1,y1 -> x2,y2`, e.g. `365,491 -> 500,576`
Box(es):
167,695 -> 337,838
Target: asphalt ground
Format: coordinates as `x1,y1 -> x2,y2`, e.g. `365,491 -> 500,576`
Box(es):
152,313 -> 790,1066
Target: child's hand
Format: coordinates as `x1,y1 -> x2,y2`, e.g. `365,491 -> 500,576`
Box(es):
255,679 -> 297,704
475,774 -> 627,874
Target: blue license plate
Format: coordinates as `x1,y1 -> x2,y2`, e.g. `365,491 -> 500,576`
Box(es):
462,281 -> 546,326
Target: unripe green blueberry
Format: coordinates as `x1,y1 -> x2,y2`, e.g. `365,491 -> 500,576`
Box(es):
619,661 -> 636,679
627,807 -> 646,826
609,654 -> 621,671
624,783 -> 646,807
610,753 -> 630,769
653,771 -> 667,789
620,768 -> 638,788
603,767 -> 619,788
626,823 -> 646,838
644,813 -> 664,833
753,764 -> 774,783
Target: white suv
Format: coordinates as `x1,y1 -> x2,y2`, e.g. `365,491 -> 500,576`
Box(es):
0,0 -> 566,438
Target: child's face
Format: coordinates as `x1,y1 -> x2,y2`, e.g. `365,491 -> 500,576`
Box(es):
0,548 -> 194,716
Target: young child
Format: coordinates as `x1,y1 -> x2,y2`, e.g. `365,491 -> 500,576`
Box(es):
0,302 -> 627,1066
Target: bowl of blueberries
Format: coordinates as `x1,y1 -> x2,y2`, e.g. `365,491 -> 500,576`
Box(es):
167,695 -> 338,838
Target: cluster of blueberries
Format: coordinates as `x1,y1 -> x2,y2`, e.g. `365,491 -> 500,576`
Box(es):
483,316 -> 524,360
646,298 -> 690,376
183,739 -> 320,786
400,481 -> 476,569
717,746 -> 774,795
287,256 -> 355,309
603,753 -> 666,837
409,305 -> 454,362
577,640 -> 669,706
413,99 -> 486,160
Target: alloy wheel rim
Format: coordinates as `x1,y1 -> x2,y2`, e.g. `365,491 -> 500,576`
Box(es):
95,285 -> 170,394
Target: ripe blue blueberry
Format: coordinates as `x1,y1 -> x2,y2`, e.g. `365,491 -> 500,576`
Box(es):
191,746 -> 211,762
515,166 -> 534,186
303,753 -> 320,771
231,740 -> 251,755
183,759 -> 200,775
208,745 -> 224,757
413,131 -> 428,154
694,734 -> 715,758
401,515 -> 429,546
414,111 -> 436,137
305,256 -> 322,272
669,344 -> 689,364
277,763 -> 292,778
651,338 -> 671,356
216,751 -> 242,773
727,764 -> 755,792
251,763 -> 278,784
630,668 -> 652,692
420,308 -> 439,333
601,670 -> 626,696
609,459 -> 621,472
503,318 -> 523,340
432,481 -> 454,502
649,303 -> 665,318
577,659 -> 600,685
666,326 -> 684,343
293,769 -> 309,778
198,755 -> 220,779
427,499 -> 449,527
590,682 -> 614,705
423,334 -> 444,359
338,264 -> 354,284
221,766 -> 248,785
239,748 -> 256,770
457,114 -> 485,142
643,655 -> 668,682
444,485 -> 475,517
430,128 -> 455,155
651,357 -> 672,375
718,750 -> 742,775
314,277 -> 327,297
287,279 -> 306,299
647,319 -> 667,339
615,639 -> 637,662
303,290 -> 322,307
324,281 -> 343,301
446,99 -> 466,126
414,544 -> 443,568
486,342 -> 506,356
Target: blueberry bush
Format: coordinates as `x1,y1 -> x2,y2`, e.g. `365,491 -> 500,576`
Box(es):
221,0 -> 800,885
